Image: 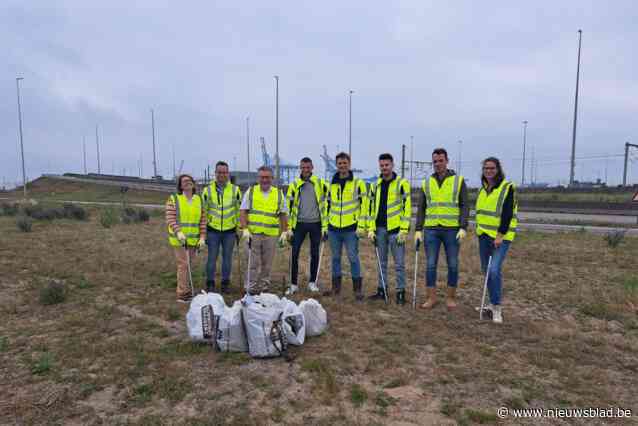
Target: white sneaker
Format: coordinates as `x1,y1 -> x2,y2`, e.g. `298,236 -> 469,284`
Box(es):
308,282 -> 319,293
492,305 -> 503,324
285,285 -> 299,296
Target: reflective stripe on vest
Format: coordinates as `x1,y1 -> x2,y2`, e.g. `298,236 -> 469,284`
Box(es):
475,180 -> 518,241
248,185 -> 282,236
422,175 -> 462,227
288,175 -> 327,231
328,178 -> 367,230
168,193 -> 202,247
205,183 -> 240,231
370,177 -> 411,232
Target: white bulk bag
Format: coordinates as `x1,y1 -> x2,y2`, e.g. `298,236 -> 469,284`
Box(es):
186,292 -> 227,342
216,301 -> 248,352
253,292 -> 281,308
242,302 -> 288,358
280,298 -> 305,346
299,299 -> 327,337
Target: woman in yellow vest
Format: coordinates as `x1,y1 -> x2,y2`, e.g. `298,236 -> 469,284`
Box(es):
165,174 -> 207,303
475,157 -> 517,324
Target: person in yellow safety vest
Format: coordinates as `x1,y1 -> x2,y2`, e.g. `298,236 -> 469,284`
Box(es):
414,148 -> 469,310
202,161 -> 242,294
475,157 -> 517,324
284,157 -> 329,296
239,166 -> 289,295
324,152 -> 369,300
367,153 -> 412,305
165,174 -> 207,303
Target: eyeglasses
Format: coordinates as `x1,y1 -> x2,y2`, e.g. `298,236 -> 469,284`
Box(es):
483,167 -> 496,170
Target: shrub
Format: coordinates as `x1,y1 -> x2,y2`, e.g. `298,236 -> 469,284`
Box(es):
31,352 -> 53,375
100,208 -> 118,228
121,207 -> 150,224
39,280 -> 67,305
604,230 -> 626,248
31,207 -> 61,221
16,215 -> 33,232
0,202 -> 19,216
62,203 -> 88,220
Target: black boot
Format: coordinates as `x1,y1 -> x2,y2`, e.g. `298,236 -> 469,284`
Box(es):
368,287 -> 386,301
221,279 -> 230,294
353,277 -> 364,302
396,290 -> 406,306
323,276 -> 341,296
206,280 -> 215,293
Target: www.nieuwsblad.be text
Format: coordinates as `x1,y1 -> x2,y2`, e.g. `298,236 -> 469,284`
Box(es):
497,407 -> 632,419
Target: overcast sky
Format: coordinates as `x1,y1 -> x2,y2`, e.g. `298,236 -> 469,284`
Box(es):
2,1 -> 637,187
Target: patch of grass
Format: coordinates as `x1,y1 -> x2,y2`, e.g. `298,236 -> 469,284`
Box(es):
122,207 -> 150,224
383,377 -> 409,389
0,202 -> 19,216
166,306 -> 181,322
623,277 -> 638,295
0,336 -> 8,352
216,352 -> 251,366
580,302 -> 622,321
270,406 -> 286,423
77,276 -> 92,289
39,280 -> 67,305
154,375 -> 192,403
505,396 -> 526,410
62,203 -> 89,220
464,409 -> 498,424
157,271 -> 177,289
301,359 -> 339,403
373,391 -> 397,416
132,383 -> 153,405
99,207 -> 118,228
441,400 -> 461,417
79,383 -> 99,399
31,352 -> 53,375
16,215 -> 33,232
350,383 -> 367,407
159,340 -> 210,358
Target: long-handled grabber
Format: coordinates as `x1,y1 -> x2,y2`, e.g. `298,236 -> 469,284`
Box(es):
412,239 -> 421,310
373,238 -> 389,305
479,256 -> 493,320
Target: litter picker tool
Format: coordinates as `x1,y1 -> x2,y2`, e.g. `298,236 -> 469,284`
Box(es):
412,239 -> 421,310
479,256 -> 492,320
184,242 -> 195,297
315,239 -> 325,289
236,233 -> 242,292
373,238 -> 389,305
245,238 -> 252,295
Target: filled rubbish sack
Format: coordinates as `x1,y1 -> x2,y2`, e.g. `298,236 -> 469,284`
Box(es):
242,301 -> 288,358
186,292 -> 227,343
216,300 -> 249,352
299,299 -> 327,337
280,297 -> 305,346
253,292 -> 281,308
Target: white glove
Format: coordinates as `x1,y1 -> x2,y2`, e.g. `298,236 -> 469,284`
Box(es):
367,230 -> 376,242
397,231 -> 407,245
356,228 -> 366,238
197,238 -> 206,249
176,231 -> 186,243
241,229 -> 251,241
456,229 -> 467,241
414,231 -> 423,245
285,230 -> 294,241
278,233 -> 289,246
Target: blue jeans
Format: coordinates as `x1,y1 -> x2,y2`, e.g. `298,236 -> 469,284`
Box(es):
478,234 -> 511,305
206,230 -> 236,283
424,229 -> 459,288
329,230 -> 361,279
375,227 -> 406,290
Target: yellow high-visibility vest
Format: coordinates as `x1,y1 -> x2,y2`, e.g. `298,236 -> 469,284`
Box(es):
422,174 -> 463,227
328,177 -> 368,230
287,175 -> 328,232
369,176 -> 411,233
203,182 -> 241,231
476,180 -> 518,241
247,185 -> 284,237
167,193 -> 202,247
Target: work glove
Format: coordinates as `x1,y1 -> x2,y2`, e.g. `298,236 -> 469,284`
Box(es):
494,233 -> 504,248
321,229 -> 328,242
456,229 -> 467,241
197,238 -> 206,249
278,233 -> 289,247
367,230 -> 376,242
414,231 -> 423,245
356,228 -> 366,238
241,229 -> 251,242
176,231 -> 187,243
397,231 -> 407,245
285,229 -> 294,242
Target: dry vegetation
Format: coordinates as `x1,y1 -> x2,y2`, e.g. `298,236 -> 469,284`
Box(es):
1,210 -> 637,425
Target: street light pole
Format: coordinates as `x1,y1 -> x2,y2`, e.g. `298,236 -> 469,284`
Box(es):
521,120 -> 528,186
95,125 -> 101,174
569,29 -> 583,186
274,76 -> 280,183
151,108 -> 158,178
16,77 -> 27,198
348,90 -> 354,160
